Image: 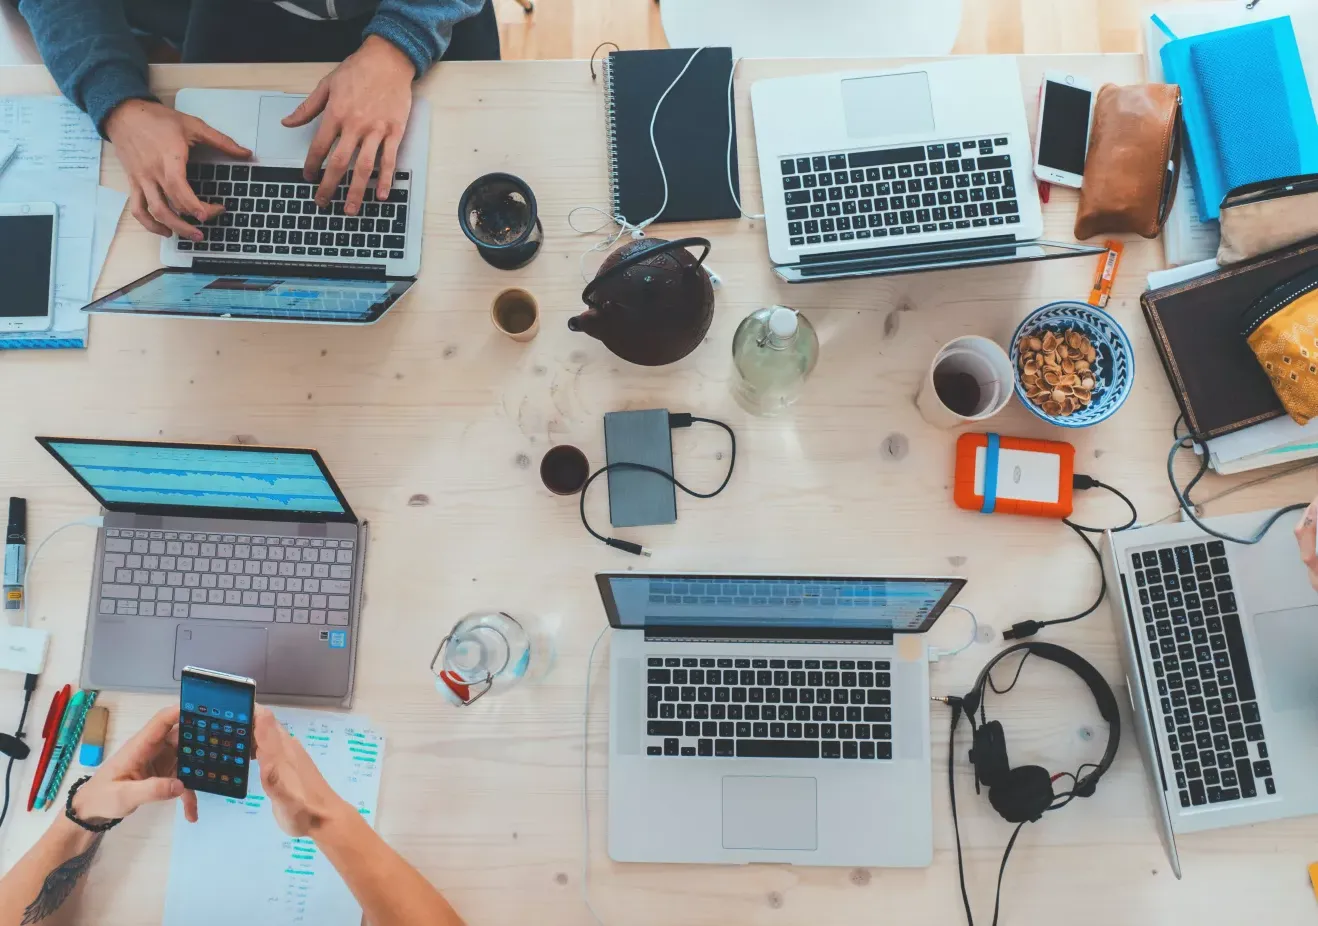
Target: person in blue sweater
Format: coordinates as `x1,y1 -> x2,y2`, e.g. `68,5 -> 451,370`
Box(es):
17,0 -> 497,240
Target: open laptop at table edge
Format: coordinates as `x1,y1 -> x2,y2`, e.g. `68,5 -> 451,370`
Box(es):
751,56 -> 1104,282
36,436 -> 367,708
599,571 -> 965,867
1104,507 -> 1318,879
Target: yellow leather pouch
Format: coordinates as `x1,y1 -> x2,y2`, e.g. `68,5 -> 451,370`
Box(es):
1242,267 -> 1318,425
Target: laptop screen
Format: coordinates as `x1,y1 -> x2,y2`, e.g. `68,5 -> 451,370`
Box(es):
83,270 -> 410,324
38,438 -> 354,521
597,573 -> 963,636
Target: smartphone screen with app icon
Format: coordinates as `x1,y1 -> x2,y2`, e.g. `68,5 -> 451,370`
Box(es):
177,666 -> 256,799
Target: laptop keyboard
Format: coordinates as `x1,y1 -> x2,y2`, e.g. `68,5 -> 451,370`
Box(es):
1133,540 -> 1275,807
98,528 -> 355,626
180,163 -> 411,261
779,138 -> 1020,248
646,656 -> 893,760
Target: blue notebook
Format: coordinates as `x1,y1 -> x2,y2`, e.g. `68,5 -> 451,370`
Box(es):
1156,15 -> 1318,221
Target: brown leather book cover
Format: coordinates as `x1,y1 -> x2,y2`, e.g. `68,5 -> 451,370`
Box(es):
1140,239 -> 1318,438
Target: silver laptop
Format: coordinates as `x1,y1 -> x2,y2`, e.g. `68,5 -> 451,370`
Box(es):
38,437 -> 367,707
83,89 -> 428,325
600,571 -> 964,866
751,57 -> 1103,282
1104,508 -> 1318,878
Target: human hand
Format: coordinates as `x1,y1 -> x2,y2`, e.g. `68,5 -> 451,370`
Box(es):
70,705 -> 198,825
252,706 -> 346,837
282,35 -> 414,216
104,100 -> 251,241
1295,497 -> 1318,592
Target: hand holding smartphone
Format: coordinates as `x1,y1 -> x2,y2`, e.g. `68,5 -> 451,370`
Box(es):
1033,71 -> 1094,189
177,666 -> 256,798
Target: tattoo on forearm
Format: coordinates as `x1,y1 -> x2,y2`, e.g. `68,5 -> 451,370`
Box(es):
21,833 -> 103,924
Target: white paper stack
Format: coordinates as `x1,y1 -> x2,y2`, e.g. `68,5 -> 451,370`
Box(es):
0,96 -> 126,350
163,708 -> 385,926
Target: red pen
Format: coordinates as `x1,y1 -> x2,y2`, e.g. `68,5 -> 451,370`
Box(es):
28,685 -> 70,812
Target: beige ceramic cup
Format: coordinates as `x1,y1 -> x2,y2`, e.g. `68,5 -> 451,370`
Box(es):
491,288 -> 539,341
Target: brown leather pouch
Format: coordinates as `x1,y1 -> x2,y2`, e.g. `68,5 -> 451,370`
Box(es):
1075,84 -> 1182,240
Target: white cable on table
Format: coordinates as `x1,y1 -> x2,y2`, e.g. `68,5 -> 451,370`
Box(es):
18,517 -> 102,628
580,625 -> 609,926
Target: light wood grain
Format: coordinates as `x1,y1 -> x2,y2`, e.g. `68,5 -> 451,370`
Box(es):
495,0 -> 1207,58
0,54 -> 1316,925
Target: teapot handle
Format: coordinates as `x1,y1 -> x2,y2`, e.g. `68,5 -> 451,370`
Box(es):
580,237 -> 712,307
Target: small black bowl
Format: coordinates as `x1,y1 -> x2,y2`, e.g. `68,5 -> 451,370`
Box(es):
458,172 -> 543,270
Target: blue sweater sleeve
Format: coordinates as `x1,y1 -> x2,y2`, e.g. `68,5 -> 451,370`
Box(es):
17,0 -> 157,136
363,0 -> 487,76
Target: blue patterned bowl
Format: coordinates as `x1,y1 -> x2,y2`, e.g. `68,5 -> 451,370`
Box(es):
1009,301 -> 1135,429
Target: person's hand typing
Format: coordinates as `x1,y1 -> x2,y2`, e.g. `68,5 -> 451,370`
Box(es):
252,706 -> 346,837
104,100 -> 252,241
282,35 -> 415,217
1295,497 -> 1318,592
70,706 -> 198,825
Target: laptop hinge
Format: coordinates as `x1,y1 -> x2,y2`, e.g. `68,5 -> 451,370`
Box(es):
797,233 -> 1020,266
642,626 -> 894,645
191,257 -> 388,281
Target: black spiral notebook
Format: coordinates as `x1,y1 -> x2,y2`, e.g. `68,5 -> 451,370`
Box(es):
603,47 -> 741,225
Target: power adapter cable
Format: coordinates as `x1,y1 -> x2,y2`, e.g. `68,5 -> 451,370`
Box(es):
1169,415 -> 1307,544
579,413 -> 736,555
0,672 -> 37,831
1003,474 -> 1137,641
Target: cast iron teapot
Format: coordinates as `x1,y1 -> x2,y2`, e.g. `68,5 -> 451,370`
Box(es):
568,236 -> 714,366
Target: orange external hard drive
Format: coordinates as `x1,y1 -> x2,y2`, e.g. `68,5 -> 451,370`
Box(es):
954,433 -> 1075,519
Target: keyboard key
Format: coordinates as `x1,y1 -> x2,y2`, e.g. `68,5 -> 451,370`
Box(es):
737,740 -> 819,759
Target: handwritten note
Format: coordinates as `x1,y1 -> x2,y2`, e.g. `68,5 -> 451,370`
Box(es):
0,96 -> 100,181
162,709 -> 385,926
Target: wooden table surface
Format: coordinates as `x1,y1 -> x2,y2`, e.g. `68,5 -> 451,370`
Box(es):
1,54 -> 1316,925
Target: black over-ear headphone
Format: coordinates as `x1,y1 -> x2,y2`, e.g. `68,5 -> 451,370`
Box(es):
945,641 -> 1121,926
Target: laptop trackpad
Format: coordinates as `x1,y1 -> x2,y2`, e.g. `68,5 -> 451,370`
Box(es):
841,71 -> 935,139
255,95 -> 322,161
722,777 -> 817,850
174,625 -> 269,690
1252,606 -> 1318,712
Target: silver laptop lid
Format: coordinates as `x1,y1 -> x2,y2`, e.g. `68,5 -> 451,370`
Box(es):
774,238 -> 1104,283
595,572 -> 964,640
36,437 -> 357,524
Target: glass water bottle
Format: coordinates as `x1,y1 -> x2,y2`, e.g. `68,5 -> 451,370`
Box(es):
431,611 -> 533,706
731,305 -> 819,415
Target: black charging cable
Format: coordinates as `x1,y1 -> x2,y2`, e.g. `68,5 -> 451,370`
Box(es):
1169,414 -> 1308,545
1003,475 -> 1138,641
579,413 -> 736,555
0,673 -> 37,831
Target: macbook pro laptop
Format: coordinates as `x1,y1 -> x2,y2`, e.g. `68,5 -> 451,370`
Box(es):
38,437 -> 367,707
600,571 -> 965,866
751,57 -> 1103,282
83,90 -> 429,325
1104,508 -> 1318,878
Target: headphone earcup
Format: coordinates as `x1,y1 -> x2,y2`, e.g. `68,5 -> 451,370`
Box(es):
988,765 -> 1054,823
971,721 -> 1011,789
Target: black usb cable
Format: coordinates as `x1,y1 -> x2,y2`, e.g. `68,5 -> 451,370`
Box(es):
579,413 -> 736,555
1003,474 -> 1138,641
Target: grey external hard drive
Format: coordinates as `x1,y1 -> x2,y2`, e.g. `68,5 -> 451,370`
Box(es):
604,409 -> 676,528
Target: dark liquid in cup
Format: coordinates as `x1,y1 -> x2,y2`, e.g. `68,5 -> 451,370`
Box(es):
540,446 -> 589,495
494,292 -> 537,334
933,371 -> 982,417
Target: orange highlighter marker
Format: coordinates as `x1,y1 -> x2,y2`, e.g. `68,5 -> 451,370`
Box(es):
28,685 -> 70,812
1309,862 -> 1318,904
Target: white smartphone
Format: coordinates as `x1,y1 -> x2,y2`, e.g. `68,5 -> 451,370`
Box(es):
0,202 -> 58,333
1033,72 -> 1095,189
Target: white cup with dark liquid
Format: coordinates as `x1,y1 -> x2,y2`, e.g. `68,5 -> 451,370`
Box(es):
915,335 -> 1014,428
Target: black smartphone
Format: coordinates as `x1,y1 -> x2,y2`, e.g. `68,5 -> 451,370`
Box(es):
177,666 -> 256,799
